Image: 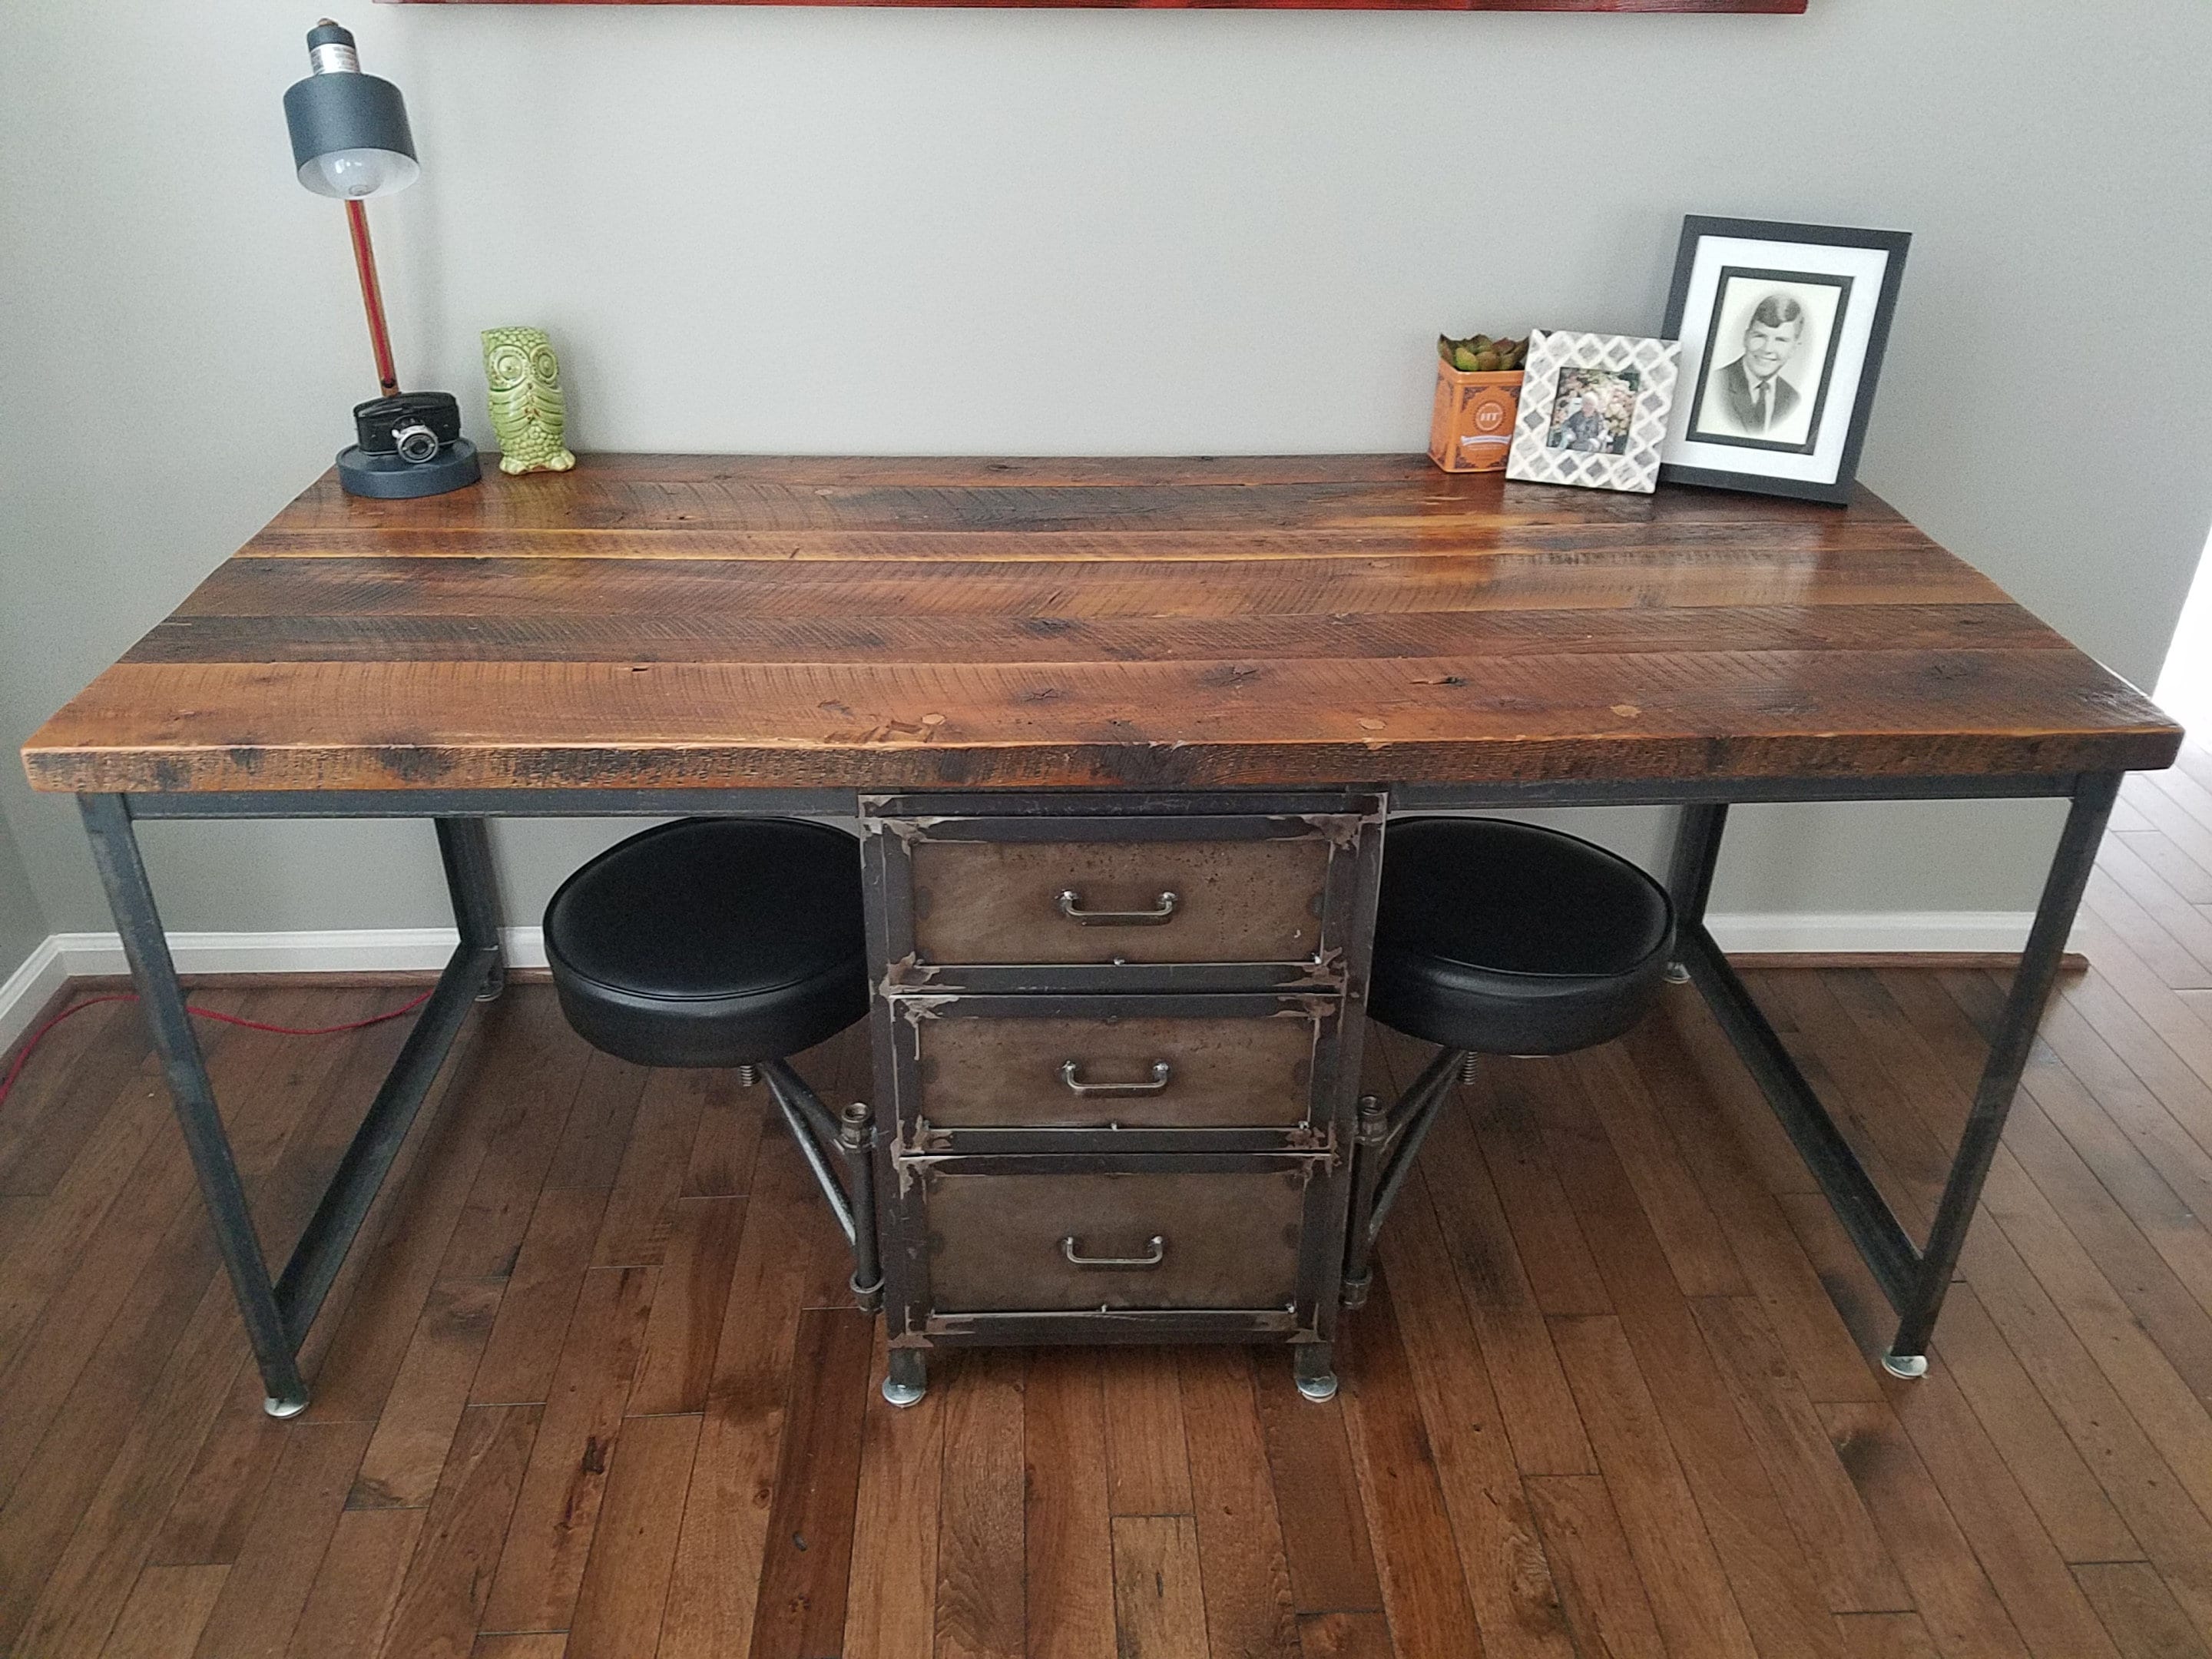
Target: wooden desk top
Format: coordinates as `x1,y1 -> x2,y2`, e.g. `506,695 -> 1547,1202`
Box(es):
22,454 -> 2181,796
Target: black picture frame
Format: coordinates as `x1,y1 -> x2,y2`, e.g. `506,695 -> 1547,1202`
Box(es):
1659,217 -> 1910,505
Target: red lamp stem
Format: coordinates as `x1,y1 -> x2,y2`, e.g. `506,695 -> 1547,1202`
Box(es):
344,197 -> 400,398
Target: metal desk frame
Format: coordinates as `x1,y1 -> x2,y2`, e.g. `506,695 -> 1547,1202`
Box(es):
79,764 -> 2121,1413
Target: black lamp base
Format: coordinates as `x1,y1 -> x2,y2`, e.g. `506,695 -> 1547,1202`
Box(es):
337,438 -> 482,499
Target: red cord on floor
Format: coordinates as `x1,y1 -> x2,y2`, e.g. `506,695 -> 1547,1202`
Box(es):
0,988 -> 434,1111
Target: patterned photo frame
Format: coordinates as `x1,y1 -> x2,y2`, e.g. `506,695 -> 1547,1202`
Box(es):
1505,330 -> 1682,494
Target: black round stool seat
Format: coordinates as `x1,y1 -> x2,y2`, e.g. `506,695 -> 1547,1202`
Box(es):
1369,818 -> 1676,1057
545,818 -> 869,1069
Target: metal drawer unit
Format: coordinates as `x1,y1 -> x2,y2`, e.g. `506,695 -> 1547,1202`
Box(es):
860,792 -> 1386,1405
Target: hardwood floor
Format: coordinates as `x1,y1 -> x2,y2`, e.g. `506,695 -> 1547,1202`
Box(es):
8,756 -> 2212,1657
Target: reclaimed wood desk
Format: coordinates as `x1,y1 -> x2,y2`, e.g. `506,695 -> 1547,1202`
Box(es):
22,454 -> 2181,1414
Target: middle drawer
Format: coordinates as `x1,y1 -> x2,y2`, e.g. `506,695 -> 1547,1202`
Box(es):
885,992 -> 1342,1146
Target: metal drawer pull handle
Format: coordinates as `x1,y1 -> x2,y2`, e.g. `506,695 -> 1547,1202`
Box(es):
1060,1059 -> 1172,1096
1062,1234 -> 1166,1270
1058,889 -> 1179,926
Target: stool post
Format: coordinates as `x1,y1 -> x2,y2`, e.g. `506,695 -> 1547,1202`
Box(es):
1339,1094 -> 1387,1308
840,1100 -> 882,1311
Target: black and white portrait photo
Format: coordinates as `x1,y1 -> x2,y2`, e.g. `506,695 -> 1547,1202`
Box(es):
1686,270 -> 1849,453
1660,218 -> 1912,503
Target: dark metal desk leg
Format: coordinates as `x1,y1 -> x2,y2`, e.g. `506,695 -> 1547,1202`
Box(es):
80,793 -> 311,1416
435,818 -> 506,1002
1881,771 -> 2122,1376
1667,802 -> 1729,930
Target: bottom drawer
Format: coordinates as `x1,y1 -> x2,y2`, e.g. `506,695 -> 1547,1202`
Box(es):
923,1165 -> 1308,1313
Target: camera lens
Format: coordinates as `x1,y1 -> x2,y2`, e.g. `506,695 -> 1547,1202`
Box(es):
392,423 -> 440,464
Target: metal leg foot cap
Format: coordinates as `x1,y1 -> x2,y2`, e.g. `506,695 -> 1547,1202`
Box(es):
1664,962 -> 1692,985
1882,1351 -> 1929,1380
1295,1372 -> 1339,1403
263,1392 -> 310,1419
882,1376 -> 926,1409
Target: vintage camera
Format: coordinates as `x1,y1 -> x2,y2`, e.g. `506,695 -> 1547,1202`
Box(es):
336,390 -> 481,499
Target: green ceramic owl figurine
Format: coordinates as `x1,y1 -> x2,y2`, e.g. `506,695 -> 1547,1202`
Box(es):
481,326 -> 576,475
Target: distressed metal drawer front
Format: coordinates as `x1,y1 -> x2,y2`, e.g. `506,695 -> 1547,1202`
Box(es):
925,1167 -> 1306,1312
916,1011 -> 1315,1129
909,837 -> 1330,965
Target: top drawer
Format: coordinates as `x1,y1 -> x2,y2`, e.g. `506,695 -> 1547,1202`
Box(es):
911,836 -> 1325,965
863,796 -> 1384,992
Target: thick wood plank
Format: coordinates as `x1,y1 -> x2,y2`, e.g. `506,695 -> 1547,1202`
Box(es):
1520,1475 -> 1667,1659
843,1329 -> 944,1659
190,1419 -> 374,1658
1104,1347 -> 1195,1517
378,1403 -> 542,1659
935,1348 -> 1028,1659
1179,1346 -> 1300,1659
100,1564 -> 230,1659
1111,1515 -> 1208,1659
1025,1348 -> 1117,1659
565,1410 -> 700,1659
22,457 -> 2177,795
480,1265 -> 657,1634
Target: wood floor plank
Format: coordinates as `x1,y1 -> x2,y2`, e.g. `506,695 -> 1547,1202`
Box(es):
1836,1611 -> 1945,1659
1689,1294 -> 1913,1614
1521,1474 -> 1667,1659
434,995 -> 592,1284
1547,1313 -> 1758,1659
1181,1344 -> 1302,1659
656,1124 -> 833,1659
935,1347 -> 1028,1659
190,1419 -> 374,1659
1631,1008 -> 1886,1406
351,1277 -> 503,1508
1254,1349 -> 1386,1617
377,1403 -> 542,1659
1111,1515 -> 1208,1659
747,1309 -> 876,1659
567,1409 -> 700,1659
625,1194 -> 747,1418
1923,1282 -> 2142,1568
283,1505 -> 425,1659
844,1328 -> 945,1659
1296,1610 -> 1397,1659
1460,1058 -> 1613,1317
98,1563 -> 230,1659
472,1637 -> 568,1659
1820,1402 -> 2033,1659
147,1392 -> 288,1565
480,1264 -> 657,1634
1025,1347 -> 1118,1659
591,1065 -> 710,1267
1104,1346 -> 1195,1517
1336,1280 -> 1486,1659
1402,1068 -> 1595,1479
10,1273 -> 253,1658
2072,1561 -> 2212,1659
469,1188 -> 608,1408
680,1066 -> 765,1199
1538,1055 -> 1848,1659
1373,1190 -> 1575,1659
1570,1042 -> 1750,1300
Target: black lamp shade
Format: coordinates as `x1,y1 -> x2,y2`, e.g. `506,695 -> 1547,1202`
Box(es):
284,54 -> 418,199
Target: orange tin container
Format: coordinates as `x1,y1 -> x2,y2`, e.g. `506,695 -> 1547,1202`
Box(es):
1428,363 -> 1525,473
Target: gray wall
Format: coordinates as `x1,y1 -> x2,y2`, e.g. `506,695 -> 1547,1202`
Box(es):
2,0 -> 2207,938
0,812 -> 47,985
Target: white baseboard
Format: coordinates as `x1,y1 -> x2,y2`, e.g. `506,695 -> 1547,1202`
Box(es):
1704,912 -> 2042,956
2,913 -> 2048,1056
0,937 -> 74,1058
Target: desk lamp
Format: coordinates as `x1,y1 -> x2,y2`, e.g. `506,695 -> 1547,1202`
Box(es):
284,20 -> 479,498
